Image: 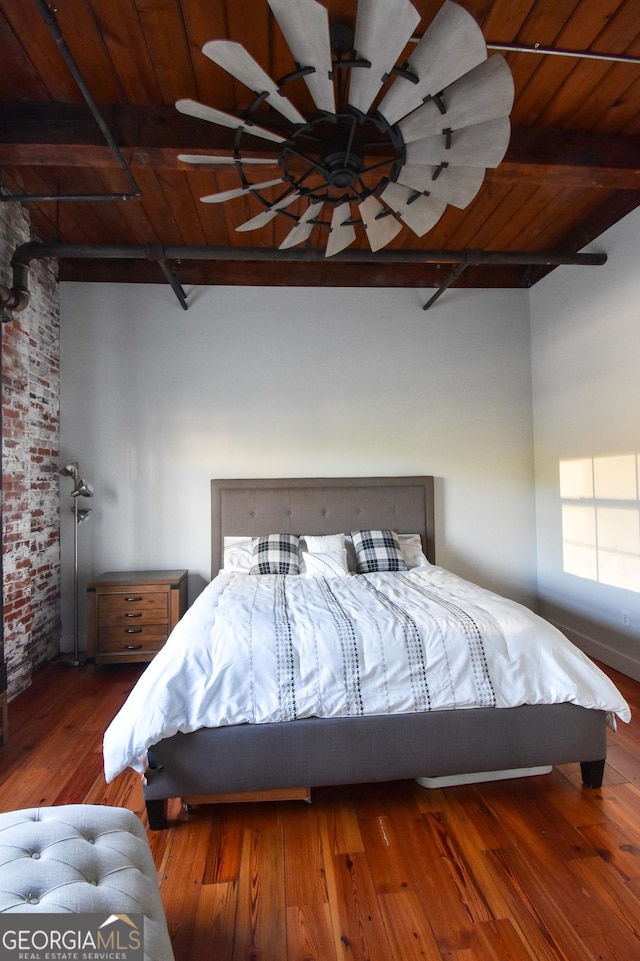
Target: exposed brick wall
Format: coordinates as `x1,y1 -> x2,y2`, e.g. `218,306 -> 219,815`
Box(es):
1,202 -> 61,699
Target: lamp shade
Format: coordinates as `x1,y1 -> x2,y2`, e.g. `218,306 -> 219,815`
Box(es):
71,477 -> 94,498
59,462 -> 78,480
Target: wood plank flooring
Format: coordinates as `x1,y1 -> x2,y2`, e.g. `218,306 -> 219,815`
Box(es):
1,660 -> 639,961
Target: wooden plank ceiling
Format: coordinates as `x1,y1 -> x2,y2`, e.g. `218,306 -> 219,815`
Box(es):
1,0 -> 639,295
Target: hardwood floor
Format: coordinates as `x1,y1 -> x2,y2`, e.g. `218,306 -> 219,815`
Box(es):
1,660 -> 640,961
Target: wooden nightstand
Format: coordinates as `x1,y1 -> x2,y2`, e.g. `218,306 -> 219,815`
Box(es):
87,570 -> 188,665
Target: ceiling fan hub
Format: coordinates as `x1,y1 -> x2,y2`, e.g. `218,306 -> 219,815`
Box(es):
323,150 -> 363,188
281,110 -> 402,204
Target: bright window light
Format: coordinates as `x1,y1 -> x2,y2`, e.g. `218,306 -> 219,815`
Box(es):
560,455 -> 640,593
562,504 -> 597,580
594,454 -> 637,500
559,458 -> 593,499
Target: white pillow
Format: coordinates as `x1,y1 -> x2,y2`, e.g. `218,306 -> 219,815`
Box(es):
302,533 -> 430,571
398,533 -> 431,569
222,532 -> 429,573
222,536 -> 253,572
302,550 -> 350,578
302,533 -> 346,553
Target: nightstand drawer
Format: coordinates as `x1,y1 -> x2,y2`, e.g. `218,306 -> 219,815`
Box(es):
98,624 -> 169,654
98,592 -> 168,625
87,570 -> 188,665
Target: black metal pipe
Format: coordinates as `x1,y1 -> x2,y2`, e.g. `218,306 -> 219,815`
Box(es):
0,244 -> 32,313
487,41 -> 640,65
9,242 -> 608,266
0,240 -> 608,318
1,192 -> 140,204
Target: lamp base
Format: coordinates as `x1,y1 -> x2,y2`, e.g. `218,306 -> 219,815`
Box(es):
59,652 -> 87,668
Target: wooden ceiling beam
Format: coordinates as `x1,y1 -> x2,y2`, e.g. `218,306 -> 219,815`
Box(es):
1,104 -> 640,190
490,128 -> 640,190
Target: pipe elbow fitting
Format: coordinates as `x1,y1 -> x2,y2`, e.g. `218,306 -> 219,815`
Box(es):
0,284 -> 30,315
0,241 -> 42,316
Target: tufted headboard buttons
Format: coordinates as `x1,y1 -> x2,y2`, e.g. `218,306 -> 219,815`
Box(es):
210,476 -> 435,577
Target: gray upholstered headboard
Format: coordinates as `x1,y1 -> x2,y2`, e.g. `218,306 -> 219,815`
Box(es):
210,477 -> 435,577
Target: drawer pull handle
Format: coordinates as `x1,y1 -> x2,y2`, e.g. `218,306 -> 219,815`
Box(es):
125,644 -> 143,650
124,612 -> 142,618
125,595 -> 143,602
124,627 -> 142,634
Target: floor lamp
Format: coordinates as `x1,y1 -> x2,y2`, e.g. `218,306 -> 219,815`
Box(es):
59,461 -> 94,667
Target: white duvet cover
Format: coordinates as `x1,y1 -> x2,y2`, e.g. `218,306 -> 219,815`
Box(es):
103,567 -> 631,782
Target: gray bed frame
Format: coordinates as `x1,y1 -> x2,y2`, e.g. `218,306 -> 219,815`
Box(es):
143,477 -> 607,829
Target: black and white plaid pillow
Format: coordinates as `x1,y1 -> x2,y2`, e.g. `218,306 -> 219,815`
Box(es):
250,534 -> 300,574
350,529 -> 407,573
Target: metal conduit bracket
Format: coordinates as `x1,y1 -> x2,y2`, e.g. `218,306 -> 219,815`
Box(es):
146,244 -> 189,311
422,252 -> 473,311
520,265 -> 536,288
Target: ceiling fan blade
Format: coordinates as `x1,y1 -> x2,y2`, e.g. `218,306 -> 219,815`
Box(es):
178,154 -> 277,165
397,55 -> 515,144
325,203 -> 356,257
359,195 -> 403,251
279,201 -> 324,249
235,192 -> 300,230
396,164 -> 485,208
348,0 -> 421,116
267,0 -> 335,114
200,179 -> 284,203
378,1 -> 487,125
176,98 -> 286,144
379,182 -> 446,236
405,117 -> 512,169
202,40 -> 305,125
236,210 -> 279,231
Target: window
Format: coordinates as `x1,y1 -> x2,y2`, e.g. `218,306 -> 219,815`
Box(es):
560,454 -> 640,593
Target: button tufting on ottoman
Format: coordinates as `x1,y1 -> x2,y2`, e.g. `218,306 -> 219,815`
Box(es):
0,804 -> 174,961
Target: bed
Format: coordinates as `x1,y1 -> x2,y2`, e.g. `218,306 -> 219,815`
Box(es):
102,477 -> 630,830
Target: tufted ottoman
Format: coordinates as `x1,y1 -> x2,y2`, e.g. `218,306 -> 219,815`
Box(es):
0,805 -> 174,961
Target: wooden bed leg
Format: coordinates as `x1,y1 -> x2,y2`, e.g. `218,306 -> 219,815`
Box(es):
580,759 -> 605,788
146,798 -> 168,830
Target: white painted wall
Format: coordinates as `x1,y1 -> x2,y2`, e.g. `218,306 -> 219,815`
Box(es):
531,207 -> 640,678
59,282 -> 535,650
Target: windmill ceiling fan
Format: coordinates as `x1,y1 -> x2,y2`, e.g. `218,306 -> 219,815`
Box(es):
176,0 -> 514,257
